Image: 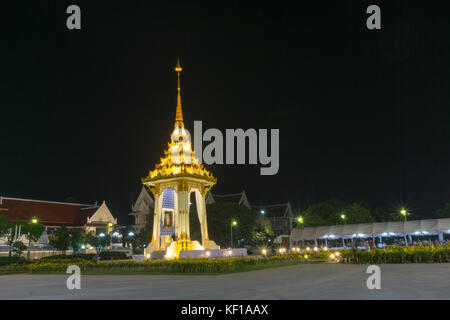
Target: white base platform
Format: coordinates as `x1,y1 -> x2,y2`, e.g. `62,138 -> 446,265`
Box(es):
178,248 -> 247,259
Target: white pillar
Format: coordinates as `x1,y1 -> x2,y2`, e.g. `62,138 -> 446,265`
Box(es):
195,189 -> 209,244
153,193 -> 161,247
174,189 -> 180,238
178,190 -> 190,237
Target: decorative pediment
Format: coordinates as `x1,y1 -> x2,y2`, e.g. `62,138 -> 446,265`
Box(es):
132,186 -> 154,212
87,201 -> 117,224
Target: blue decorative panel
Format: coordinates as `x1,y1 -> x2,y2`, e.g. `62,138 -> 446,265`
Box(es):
160,188 -> 175,236
161,188 -> 175,209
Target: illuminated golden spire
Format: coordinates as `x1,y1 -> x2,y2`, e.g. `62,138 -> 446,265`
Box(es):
175,57 -> 184,127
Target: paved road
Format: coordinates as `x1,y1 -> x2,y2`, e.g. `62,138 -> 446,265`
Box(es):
1,263 -> 449,299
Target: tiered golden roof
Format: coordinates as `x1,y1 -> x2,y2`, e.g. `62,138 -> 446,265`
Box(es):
142,59 -> 216,184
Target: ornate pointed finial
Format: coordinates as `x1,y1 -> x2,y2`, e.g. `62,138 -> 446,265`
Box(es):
175,57 -> 184,127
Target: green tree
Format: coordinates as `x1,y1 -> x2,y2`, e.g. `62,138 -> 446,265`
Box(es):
85,231 -> 100,250
69,229 -> 86,253
373,207 -> 390,222
203,202 -> 258,248
23,220 -> 45,260
99,234 -> 111,250
0,216 -> 11,239
137,209 -> 153,248
303,200 -> 347,227
336,203 -> 374,224
436,203 -> 450,218
250,216 -> 274,245
3,220 -> 26,256
48,226 -> 71,254
12,241 -> 27,257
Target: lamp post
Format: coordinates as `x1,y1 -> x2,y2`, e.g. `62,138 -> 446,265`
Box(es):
340,214 -> 347,247
230,220 -> 237,248
297,216 -> 304,228
28,217 -> 38,260
400,208 -> 407,222
297,216 -> 305,248
400,208 -> 408,246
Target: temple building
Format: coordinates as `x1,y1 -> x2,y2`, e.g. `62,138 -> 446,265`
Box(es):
142,59 -> 220,260
129,186 -> 154,233
252,202 -> 294,237
0,196 -> 118,246
206,190 -> 251,209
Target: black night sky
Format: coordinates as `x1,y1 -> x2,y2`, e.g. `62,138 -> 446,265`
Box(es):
0,1 -> 448,225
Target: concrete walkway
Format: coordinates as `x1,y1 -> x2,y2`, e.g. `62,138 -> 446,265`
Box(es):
0,263 -> 449,299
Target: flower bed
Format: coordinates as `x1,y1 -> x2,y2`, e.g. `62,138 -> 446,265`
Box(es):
1,252 -> 326,274
341,245 -> 450,264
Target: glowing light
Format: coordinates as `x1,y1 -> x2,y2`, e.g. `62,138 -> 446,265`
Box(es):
228,250 -> 232,255
313,246 -> 318,251
340,214 -> 346,220
260,210 -> 265,215
99,233 -> 105,237
330,254 -> 335,259
335,252 -> 340,256
262,249 -> 267,255
128,232 -> 135,236
298,216 -> 303,223
324,246 -> 328,251
232,220 -> 237,226
31,217 -> 38,224
206,251 -> 210,257
306,247 -> 311,251
304,255 -> 308,259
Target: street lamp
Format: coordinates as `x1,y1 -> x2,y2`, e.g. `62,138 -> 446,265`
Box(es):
340,214 -> 347,247
31,217 -> 38,224
260,210 -> 265,215
297,216 -> 305,248
400,208 -> 407,221
230,220 -> 237,248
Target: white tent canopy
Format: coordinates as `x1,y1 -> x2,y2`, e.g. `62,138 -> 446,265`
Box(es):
290,218 -> 450,241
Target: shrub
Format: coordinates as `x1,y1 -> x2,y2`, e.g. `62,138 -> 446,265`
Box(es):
98,251 -> 128,260
341,245 -> 450,264
40,253 -> 96,261
0,256 -> 27,266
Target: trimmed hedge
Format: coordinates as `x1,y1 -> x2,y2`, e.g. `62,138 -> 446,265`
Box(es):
341,245 -> 450,264
98,251 -> 128,260
39,252 -> 127,261
40,253 -> 96,261
0,256 -> 27,266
